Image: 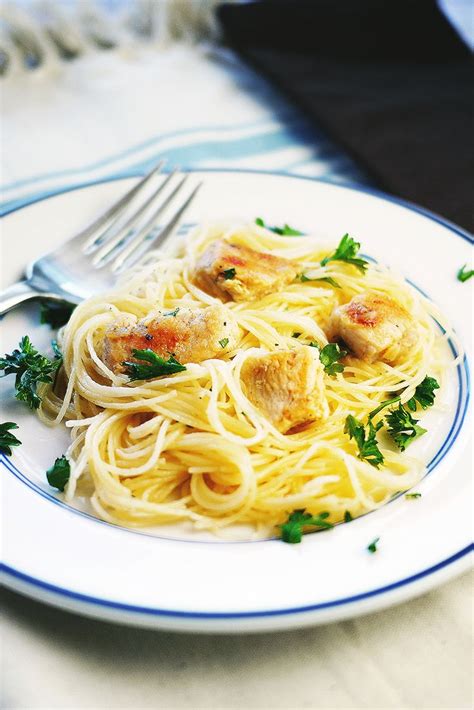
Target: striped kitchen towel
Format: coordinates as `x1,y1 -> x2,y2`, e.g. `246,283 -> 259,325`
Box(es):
0,0 -> 366,215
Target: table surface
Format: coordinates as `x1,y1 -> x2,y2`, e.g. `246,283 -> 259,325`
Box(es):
1,571 -> 472,710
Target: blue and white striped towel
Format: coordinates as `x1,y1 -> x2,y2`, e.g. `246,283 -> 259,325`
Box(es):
1,4 -> 367,215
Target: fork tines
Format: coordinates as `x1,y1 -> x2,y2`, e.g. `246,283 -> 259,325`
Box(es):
80,161 -> 201,273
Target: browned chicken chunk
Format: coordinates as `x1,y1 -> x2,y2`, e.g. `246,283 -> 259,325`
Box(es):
240,348 -> 327,433
103,305 -> 239,373
328,291 -> 418,364
192,239 -> 298,302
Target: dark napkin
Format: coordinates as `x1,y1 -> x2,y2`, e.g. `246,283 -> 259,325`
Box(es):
218,0 -> 474,232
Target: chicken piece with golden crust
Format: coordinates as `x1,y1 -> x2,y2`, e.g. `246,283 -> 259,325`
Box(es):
328,291 -> 418,364
192,239 -> 298,302
103,305 -> 239,374
240,348 -> 328,433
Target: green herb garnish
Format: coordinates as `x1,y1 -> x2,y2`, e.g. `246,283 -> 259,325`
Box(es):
40,301 -> 76,329
344,510 -> 353,522
164,307 -> 180,317
320,233 -> 368,273
298,273 -> 341,288
255,217 -> 302,236
405,492 -> 422,499
318,343 -> 347,376
315,276 -> 341,288
46,455 -> 70,491
367,537 -> 380,553
0,422 -> 21,456
279,509 -> 334,544
123,349 -> 186,381
344,414 -> 384,468
406,376 -> 440,411
51,340 -> 62,361
457,265 -> 473,283
0,336 -> 61,410
368,396 -> 401,420
292,332 -> 302,338
386,403 -> 427,451
219,338 -> 229,349
221,268 -> 236,280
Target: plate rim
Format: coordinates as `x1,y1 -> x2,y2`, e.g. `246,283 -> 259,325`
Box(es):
1,167 -> 473,245
1,169 -> 473,629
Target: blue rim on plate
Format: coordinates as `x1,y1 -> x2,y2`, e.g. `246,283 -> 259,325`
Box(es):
1,171 -> 473,623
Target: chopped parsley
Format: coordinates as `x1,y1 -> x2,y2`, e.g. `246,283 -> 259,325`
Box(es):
46,455 -> 70,491
292,332 -> 302,338
0,336 -> 61,410
385,403 -> 426,451
344,414 -> 384,468
279,509 -> 334,544
51,340 -> 62,361
406,376 -> 440,411
315,276 -> 341,288
343,510 -> 353,522
123,349 -> 186,381
221,268 -> 236,280
405,492 -> 422,499
164,307 -> 180,317
457,265 -> 473,283
255,217 -> 302,236
40,300 -> 76,329
320,233 -> 368,273
298,273 -> 341,288
367,537 -> 380,553
219,338 -> 229,349
318,343 -> 347,376
368,396 -> 401,420
0,422 -> 21,456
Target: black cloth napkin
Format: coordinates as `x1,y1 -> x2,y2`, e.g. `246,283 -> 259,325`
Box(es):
218,0 -> 474,232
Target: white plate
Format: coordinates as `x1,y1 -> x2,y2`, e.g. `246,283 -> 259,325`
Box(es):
1,170 -> 472,632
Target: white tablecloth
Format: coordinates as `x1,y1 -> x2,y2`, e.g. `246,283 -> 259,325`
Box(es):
1,573 -> 472,709
1,23 -> 472,710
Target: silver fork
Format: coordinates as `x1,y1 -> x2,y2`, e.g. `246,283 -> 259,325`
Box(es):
0,163 -> 201,316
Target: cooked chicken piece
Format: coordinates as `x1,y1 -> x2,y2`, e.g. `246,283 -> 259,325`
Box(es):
192,239 -> 298,302
240,348 -> 327,433
103,305 -> 239,373
328,291 -> 418,364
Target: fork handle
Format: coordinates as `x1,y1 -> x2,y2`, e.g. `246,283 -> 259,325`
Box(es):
0,281 -> 39,316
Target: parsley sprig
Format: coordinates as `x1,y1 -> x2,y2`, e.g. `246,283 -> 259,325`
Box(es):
345,415 -> 385,468
40,300 -> 76,329
0,422 -> 22,456
457,265 -> 473,283
46,455 -> 70,491
385,403 -> 426,451
320,234 -> 368,273
345,376 -> 437,466
368,396 -> 401,420
255,217 -> 303,236
123,349 -> 186,381
406,376 -> 439,411
279,510 -> 334,543
0,336 -> 61,410
367,537 -> 380,553
318,343 -> 347,376
221,268 -> 236,280
298,273 -> 341,288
